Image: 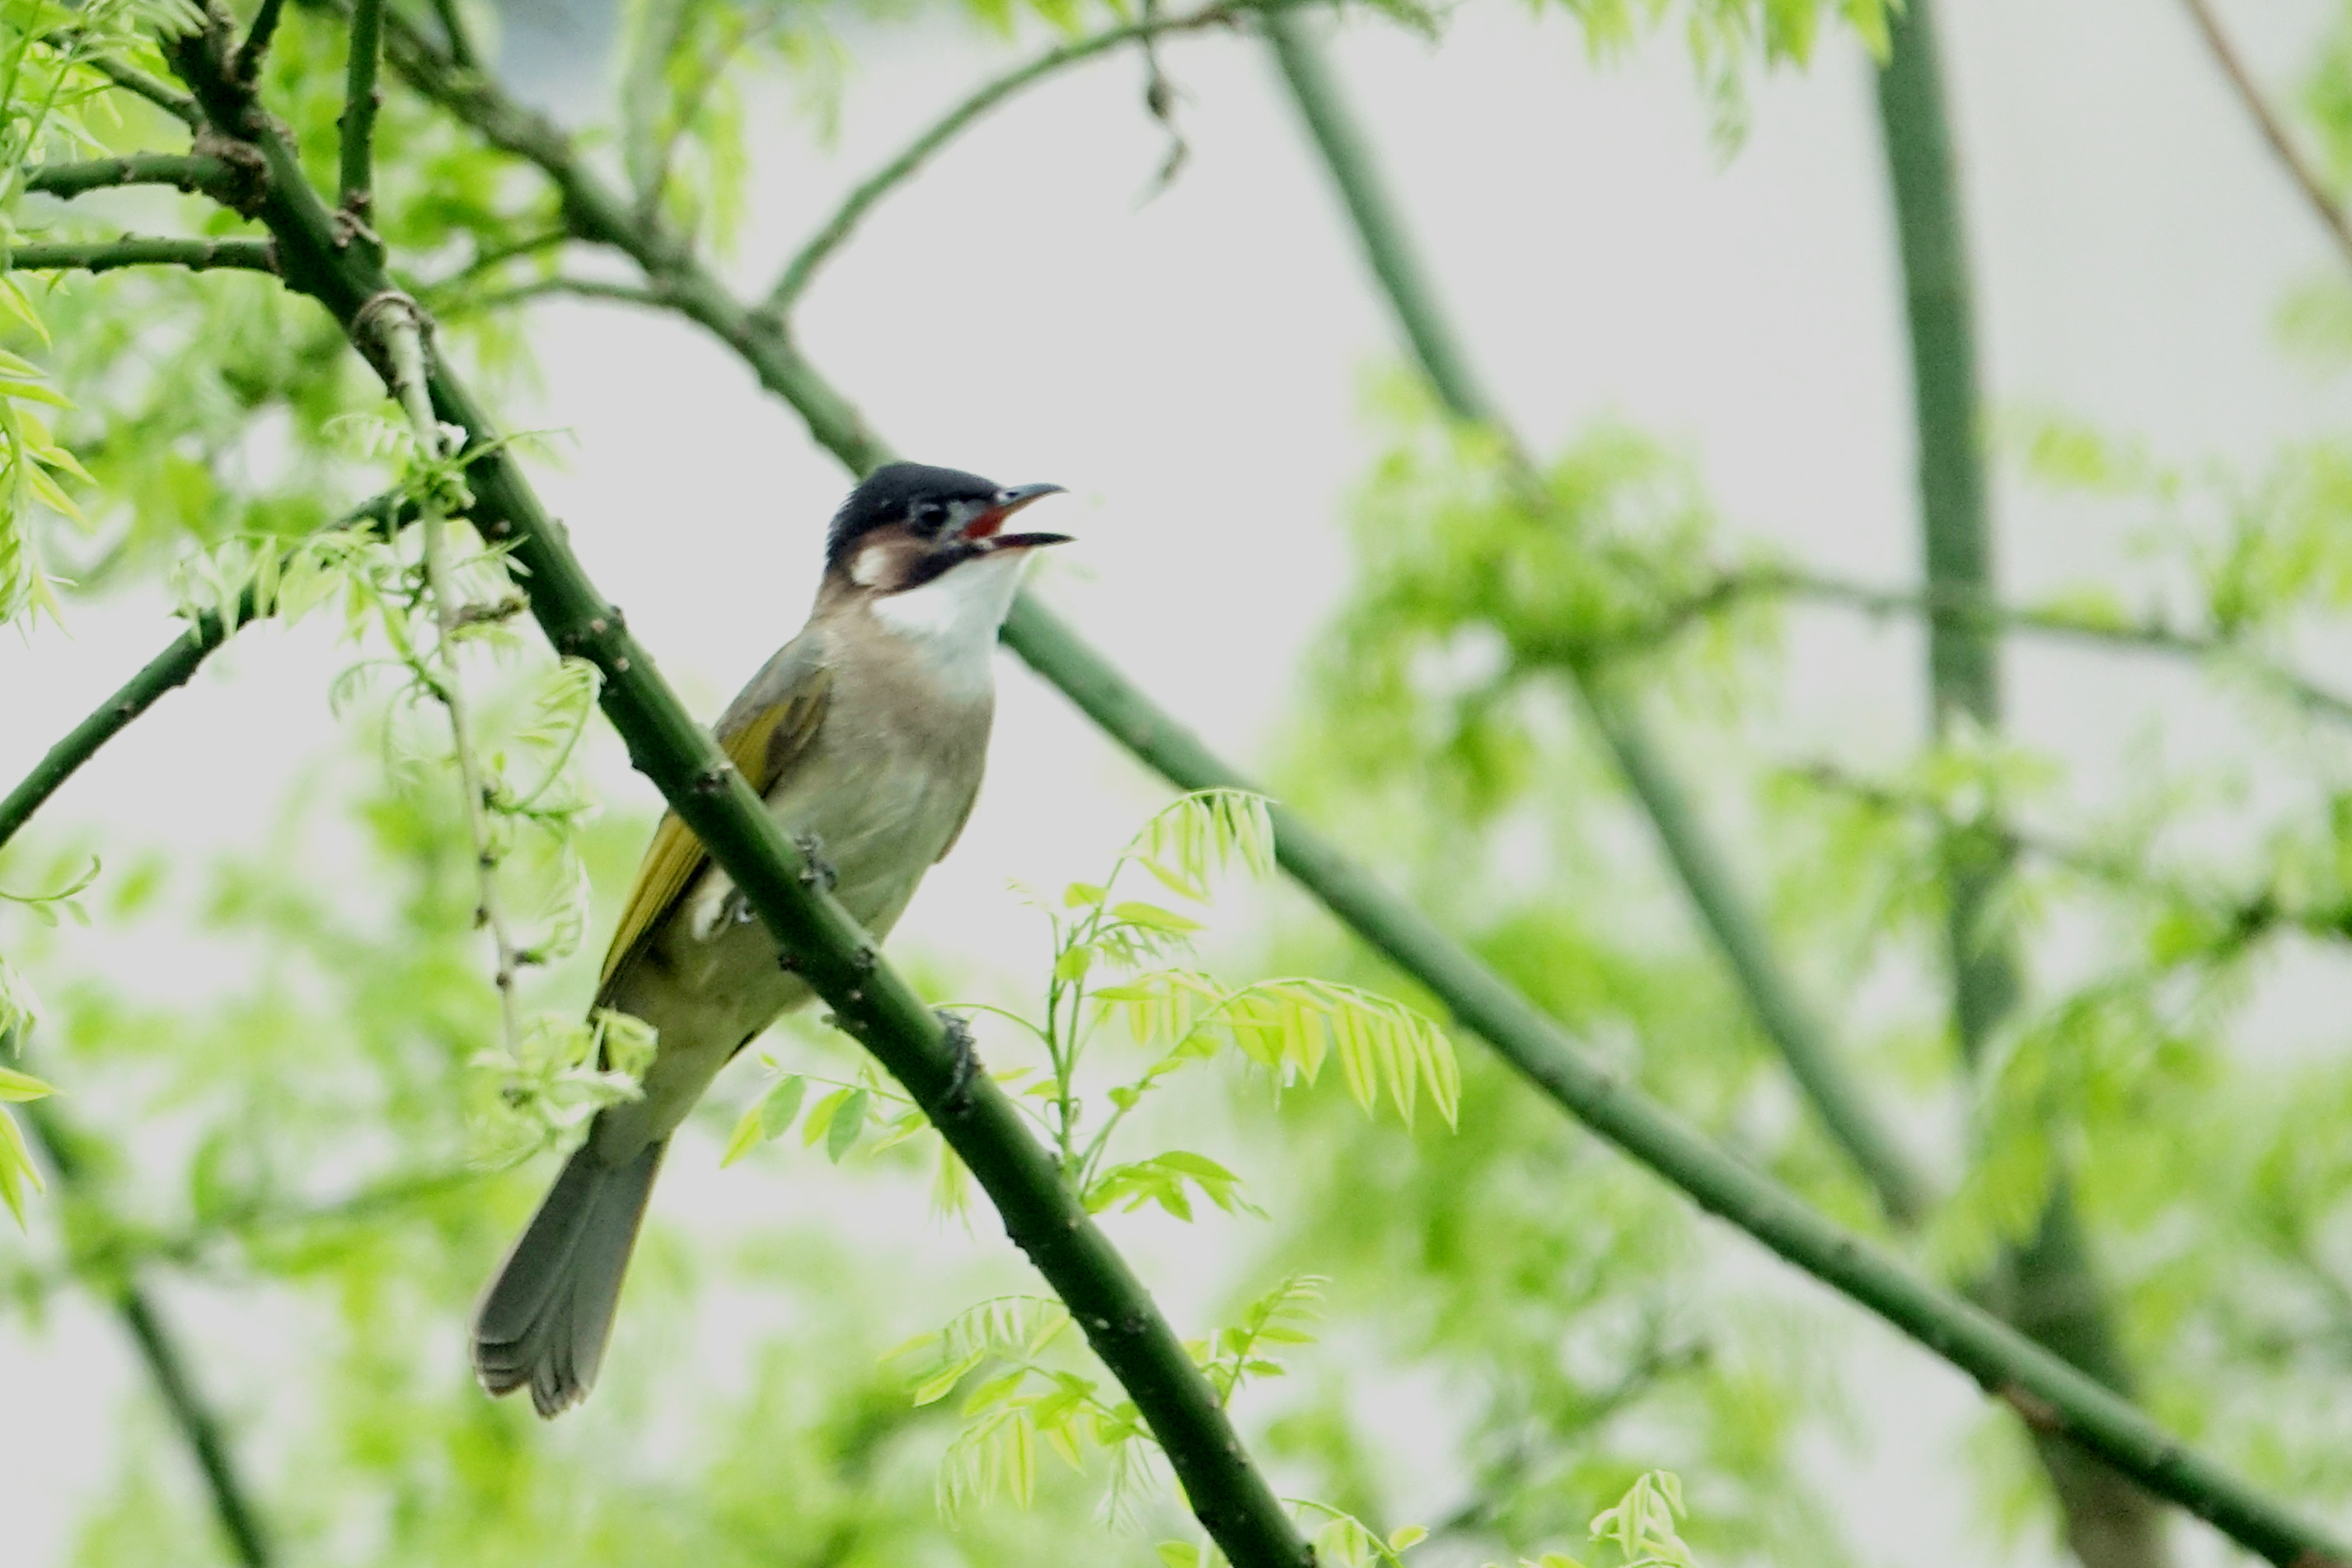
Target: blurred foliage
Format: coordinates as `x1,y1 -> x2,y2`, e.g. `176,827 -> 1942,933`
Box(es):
1258,319 -> 2352,1558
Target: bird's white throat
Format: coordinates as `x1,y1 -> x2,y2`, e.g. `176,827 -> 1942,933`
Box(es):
869,549 -> 1033,697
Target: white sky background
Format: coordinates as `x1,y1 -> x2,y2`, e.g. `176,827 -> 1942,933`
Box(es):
4,0 -> 2350,1561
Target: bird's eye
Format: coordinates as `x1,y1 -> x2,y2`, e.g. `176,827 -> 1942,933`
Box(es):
912,501 -> 949,534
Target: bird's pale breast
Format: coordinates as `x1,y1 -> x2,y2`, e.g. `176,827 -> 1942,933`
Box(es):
591,644 -> 992,1161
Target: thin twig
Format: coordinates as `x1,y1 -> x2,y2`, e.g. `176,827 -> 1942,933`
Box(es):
758,2 -> 1241,320
77,49 -> 202,126
236,0 -> 291,84
376,303 -> 529,1057
458,273 -> 671,314
1,235 -> 275,274
337,0 -> 385,229
2179,0 -> 2352,274
413,225 -> 568,301
427,0 -> 477,73
1773,570 -> 2352,727
0,492 -> 404,856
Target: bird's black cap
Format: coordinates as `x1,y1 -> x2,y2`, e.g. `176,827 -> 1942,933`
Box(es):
826,462 -> 1000,566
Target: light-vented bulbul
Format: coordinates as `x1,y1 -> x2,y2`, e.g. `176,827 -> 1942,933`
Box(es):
471,462 -> 1069,1416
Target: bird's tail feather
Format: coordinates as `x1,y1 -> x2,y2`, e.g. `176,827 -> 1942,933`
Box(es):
471,1139 -> 664,1418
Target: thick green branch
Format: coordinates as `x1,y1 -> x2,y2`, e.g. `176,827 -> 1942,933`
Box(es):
758,2 -> 1246,321
1878,8 -> 2172,1566
14,1091 -> 275,1568
349,16 -> 2352,1558
0,493 -> 402,857
166,29 -> 1310,1566
26,152 -> 237,201
2,235 -> 275,274
1263,7 -> 1929,1224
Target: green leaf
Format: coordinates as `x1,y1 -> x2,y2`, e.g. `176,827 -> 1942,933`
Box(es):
0,1107 -> 41,1229
911,1350 -> 984,1407
1112,901 -> 1202,935
758,1074 -> 808,1140
1158,1544 -> 1202,1568
799,1086 -> 850,1149
0,1065 -> 54,1102
827,1087 -> 869,1163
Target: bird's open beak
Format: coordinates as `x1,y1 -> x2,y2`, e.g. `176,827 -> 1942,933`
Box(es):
964,483 -> 1072,553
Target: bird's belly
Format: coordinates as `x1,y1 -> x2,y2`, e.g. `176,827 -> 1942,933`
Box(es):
590,742 -> 972,1158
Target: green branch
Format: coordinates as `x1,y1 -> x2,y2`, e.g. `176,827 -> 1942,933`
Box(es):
2,235 -> 275,274
997,598 -> 2350,1568
1877,7 -> 2172,1565
236,0 -> 291,84
1567,565 -> 2352,728
14,1089 -> 276,1568
165,26 -> 1310,1566
332,14 -> 2352,1559
26,151 -> 238,201
0,493 -> 403,857
757,2 -> 1248,321
1263,7 -> 1930,1224
76,47 -> 202,126
426,0 -> 478,73
337,0 -> 384,226
458,273 -> 671,314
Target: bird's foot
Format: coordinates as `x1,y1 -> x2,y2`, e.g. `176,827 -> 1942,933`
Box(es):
792,831 -> 836,893
935,1008 -> 983,1117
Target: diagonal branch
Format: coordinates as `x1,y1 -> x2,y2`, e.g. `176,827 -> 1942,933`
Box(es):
12,1084 -> 275,1568
159,26 -> 1313,1566
2178,0 -> 2352,274
757,1 -> 1247,321
164,12 -> 2352,1559
1263,7 -> 1932,1226
0,492 -> 405,856
77,49 -> 202,126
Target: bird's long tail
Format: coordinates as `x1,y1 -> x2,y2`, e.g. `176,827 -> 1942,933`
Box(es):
471,1139 -> 665,1418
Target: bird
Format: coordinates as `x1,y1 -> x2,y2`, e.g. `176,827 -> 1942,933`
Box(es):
471,461 -> 1070,1417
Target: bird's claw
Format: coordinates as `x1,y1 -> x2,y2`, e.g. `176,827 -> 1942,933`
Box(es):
793,831 -> 836,892
935,1008 -> 982,1116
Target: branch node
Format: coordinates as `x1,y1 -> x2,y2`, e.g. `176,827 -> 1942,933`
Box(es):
349,288 -> 431,405
1995,1380 -> 2065,1434
190,129 -> 271,218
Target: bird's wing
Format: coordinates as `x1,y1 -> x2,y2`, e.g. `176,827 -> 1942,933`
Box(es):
596,633 -> 835,996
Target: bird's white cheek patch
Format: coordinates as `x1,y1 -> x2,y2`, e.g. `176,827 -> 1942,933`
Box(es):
850,543 -> 892,588
872,550 -> 1031,699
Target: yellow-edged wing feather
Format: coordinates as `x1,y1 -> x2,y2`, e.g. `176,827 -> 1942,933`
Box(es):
597,639 -> 834,997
